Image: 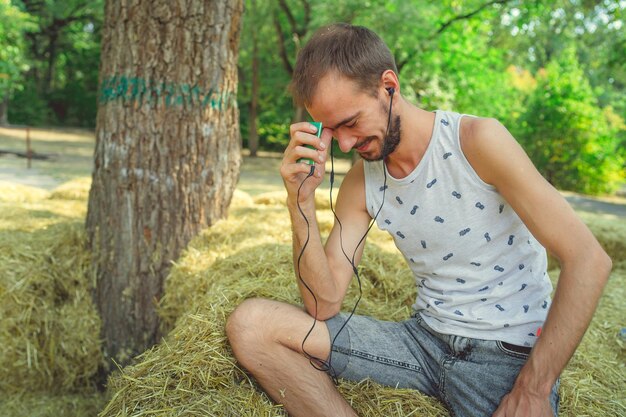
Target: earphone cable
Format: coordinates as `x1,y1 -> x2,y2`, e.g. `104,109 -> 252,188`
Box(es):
325,91 -> 393,374
295,164 -> 337,379
298,89 -> 394,381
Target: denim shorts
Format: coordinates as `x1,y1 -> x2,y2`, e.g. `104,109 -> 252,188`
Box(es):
325,312 -> 559,417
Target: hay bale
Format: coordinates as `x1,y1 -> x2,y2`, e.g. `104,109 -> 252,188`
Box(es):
48,177 -> 92,201
0,198 -> 87,233
103,229 -> 441,416
0,221 -> 102,393
102,203 -> 625,417
0,181 -> 50,202
159,205 -> 397,331
253,190 -> 287,206
0,391 -> 107,417
0,186 -> 100,395
101,205 -> 442,416
230,189 -> 255,208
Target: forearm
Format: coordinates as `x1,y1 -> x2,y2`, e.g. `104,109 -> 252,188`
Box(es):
514,247 -> 612,395
288,197 -> 341,319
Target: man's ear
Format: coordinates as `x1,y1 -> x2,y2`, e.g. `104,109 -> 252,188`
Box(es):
381,69 -> 399,96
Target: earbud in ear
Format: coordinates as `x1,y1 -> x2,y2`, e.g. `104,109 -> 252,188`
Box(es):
386,87 -> 395,96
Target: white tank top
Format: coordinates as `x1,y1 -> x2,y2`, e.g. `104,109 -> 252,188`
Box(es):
363,110 -> 553,347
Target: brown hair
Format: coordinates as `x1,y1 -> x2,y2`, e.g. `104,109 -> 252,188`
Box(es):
290,23 -> 397,106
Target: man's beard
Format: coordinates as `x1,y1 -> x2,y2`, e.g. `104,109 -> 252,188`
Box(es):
360,113 -> 401,162
380,114 -> 401,160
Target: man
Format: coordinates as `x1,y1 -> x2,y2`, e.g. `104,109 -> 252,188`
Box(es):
226,23 -> 612,417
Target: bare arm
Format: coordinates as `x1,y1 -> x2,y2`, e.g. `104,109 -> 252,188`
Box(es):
281,124 -> 371,320
460,117 -> 612,416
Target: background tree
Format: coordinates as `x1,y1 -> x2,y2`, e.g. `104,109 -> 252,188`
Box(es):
86,0 -> 243,374
8,0 -> 103,126
518,48 -> 624,194
0,0 -> 32,125
4,0 -> 625,195
238,0 -> 267,157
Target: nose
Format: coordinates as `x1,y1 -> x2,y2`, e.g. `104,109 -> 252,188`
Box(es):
334,129 -> 358,153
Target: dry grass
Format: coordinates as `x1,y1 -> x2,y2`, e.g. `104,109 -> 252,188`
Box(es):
0,392 -> 108,417
102,193 -> 625,417
0,178 -> 624,417
0,182 -> 102,395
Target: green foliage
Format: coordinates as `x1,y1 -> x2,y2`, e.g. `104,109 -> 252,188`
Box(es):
0,0 -> 34,100
6,0 -> 102,126
238,0 -> 294,150
51,40 -> 101,127
7,79 -> 51,125
518,48 -> 625,194
6,0 -> 626,194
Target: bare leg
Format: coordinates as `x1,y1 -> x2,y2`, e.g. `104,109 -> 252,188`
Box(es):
226,298 -> 358,417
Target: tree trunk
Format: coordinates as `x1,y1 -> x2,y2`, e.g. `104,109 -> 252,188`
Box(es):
292,105 -> 306,123
0,96 -> 8,125
86,0 -> 243,374
44,31 -> 58,94
272,0 -> 311,124
248,0 -> 259,157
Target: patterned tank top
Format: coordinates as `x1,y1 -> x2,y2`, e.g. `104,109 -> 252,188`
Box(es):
363,109 -> 553,347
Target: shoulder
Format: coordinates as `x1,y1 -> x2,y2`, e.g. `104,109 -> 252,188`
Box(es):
459,116 -> 524,186
459,116 -> 511,152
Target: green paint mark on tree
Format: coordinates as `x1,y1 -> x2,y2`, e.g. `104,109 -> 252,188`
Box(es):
99,75 -> 237,111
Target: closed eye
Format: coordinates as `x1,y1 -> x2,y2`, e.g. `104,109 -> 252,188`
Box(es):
346,120 -> 357,128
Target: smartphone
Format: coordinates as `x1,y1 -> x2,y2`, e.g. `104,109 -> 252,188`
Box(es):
297,121 -> 322,165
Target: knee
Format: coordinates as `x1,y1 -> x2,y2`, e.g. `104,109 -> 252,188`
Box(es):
226,297 -> 272,360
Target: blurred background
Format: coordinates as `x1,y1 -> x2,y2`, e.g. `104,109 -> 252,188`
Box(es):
0,0 -> 624,195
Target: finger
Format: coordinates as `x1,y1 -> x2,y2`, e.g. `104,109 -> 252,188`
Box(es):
290,145 -> 322,165
288,123 -> 323,154
313,127 -> 331,160
280,163 -> 314,183
291,131 -> 327,153
289,121 -> 319,139
282,143 -> 316,165
311,161 -> 324,177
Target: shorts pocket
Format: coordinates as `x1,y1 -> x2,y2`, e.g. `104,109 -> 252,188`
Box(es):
496,340 -> 532,360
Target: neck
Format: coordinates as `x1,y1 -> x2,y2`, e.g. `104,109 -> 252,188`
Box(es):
384,99 -> 436,179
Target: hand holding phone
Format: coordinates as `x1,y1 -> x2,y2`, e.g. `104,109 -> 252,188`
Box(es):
297,121 -> 323,165
281,121 -> 330,205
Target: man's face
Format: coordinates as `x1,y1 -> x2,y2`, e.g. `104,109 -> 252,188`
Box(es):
306,72 -> 400,161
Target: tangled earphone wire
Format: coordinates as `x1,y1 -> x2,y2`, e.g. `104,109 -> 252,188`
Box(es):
295,88 -> 394,382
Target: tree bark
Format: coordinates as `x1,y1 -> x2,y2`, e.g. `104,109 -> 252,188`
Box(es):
86,0 -> 243,374
272,0 -> 310,123
248,0 -> 259,157
44,30 -> 58,94
0,96 -> 8,125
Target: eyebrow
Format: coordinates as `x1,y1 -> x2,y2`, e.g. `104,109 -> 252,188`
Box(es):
330,112 -> 359,130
